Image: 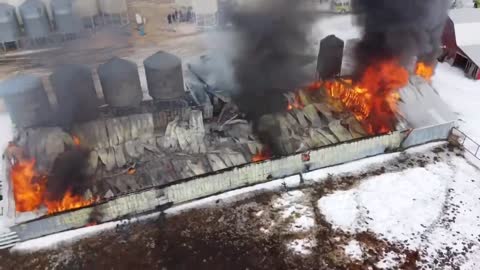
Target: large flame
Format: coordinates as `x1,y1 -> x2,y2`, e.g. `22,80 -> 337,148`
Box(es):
9,139 -> 96,215
45,190 -> 96,214
308,59 -> 410,135
415,62 -> 434,81
11,160 -> 46,212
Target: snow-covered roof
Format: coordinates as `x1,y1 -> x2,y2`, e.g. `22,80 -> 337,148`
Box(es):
449,8 -> 480,24
449,8 -> 480,64
453,20 -> 480,47
461,45 -> 480,66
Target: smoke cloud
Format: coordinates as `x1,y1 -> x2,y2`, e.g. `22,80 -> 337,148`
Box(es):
352,0 -> 450,74
228,0 -> 318,153
46,147 -> 91,201
230,0 -> 317,119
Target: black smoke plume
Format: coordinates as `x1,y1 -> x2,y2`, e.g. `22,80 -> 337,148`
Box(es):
352,0 -> 450,74
46,147 -> 91,201
229,0 -> 317,153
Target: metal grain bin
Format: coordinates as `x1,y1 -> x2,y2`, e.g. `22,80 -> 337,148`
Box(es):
72,0 -> 98,27
0,75 -> 52,128
19,0 -> 50,39
144,51 -> 185,100
51,0 -> 79,34
98,57 -> 143,108
50,64 -> 99,125
317,35 -> 344,80
0,3 -> 20,43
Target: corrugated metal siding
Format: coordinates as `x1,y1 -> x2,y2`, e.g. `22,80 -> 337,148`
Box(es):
11,189 -> 163,240
401,122 -> 455,149
165,132 -> 406,204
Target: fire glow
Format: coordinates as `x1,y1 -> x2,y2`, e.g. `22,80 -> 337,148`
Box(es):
252,148 -> 271,162
303,59 -> 433,135
415,62 -> 434,81
9,140 -> 96,215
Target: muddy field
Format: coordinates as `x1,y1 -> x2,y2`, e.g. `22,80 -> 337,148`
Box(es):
0,144 -> 472,270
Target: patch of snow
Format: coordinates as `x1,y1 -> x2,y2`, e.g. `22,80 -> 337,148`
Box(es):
433,63 -> 480,142
286,237 -> 317,256
318,156 -> 480,267
376,252 -> 405,269
318,191 -> 358,232
357,166 -> 449,248
272,191 -> 316,233
344,240 -> 363,260
319,165 -> 448,249
460,246 -> 480,270
12,211 -> 162,252
12,221 -> 120,252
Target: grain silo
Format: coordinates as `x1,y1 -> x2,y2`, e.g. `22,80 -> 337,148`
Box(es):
98,0 -> 128,25
51,0 -> 79,34
98,57 -> 143,108
144,51 -> 185,100
0,74 -> 52,128
317,35 -> 344,80
72,0 -> 98,28
19,0 -> 50,39
192,0 -> 218,28
0,3 -> 20,46
50,64 -> 99,125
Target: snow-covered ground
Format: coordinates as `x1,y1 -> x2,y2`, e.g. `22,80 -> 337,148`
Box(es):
318,156 -> 480,268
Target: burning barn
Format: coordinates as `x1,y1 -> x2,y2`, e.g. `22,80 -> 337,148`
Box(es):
0,0 -> 457,247
0,48 -> 456,245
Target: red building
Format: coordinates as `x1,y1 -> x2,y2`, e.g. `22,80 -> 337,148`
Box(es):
442,8 -> 480,80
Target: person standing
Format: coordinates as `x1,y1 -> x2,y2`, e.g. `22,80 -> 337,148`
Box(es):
167,14 -> 172,24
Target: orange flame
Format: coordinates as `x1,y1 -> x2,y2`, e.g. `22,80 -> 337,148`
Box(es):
321,59 -> 409,134
72,135 -> 81,146
252,148 -> 271,162
10,153 -> 96,214
11,159 -> 46,212
287,93 -> 304,111
45,190 -> 97,214
415,62 -> 434,81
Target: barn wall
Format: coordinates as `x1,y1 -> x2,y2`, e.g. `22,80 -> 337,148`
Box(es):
9,125 -> 455,241
442,18 -> 458,59
11,189 -> 165,240
401,122 -> 456,149
164,131 -> 406,204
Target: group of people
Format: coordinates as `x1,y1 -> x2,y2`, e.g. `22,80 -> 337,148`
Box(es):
167,9 -> 194,24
